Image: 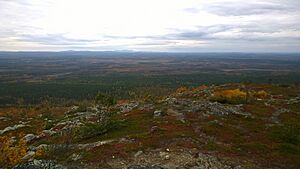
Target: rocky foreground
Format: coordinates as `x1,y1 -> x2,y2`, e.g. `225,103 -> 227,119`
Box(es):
0,84 -> 299,169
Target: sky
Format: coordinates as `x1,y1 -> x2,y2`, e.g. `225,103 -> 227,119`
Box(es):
0,0 -> 300,52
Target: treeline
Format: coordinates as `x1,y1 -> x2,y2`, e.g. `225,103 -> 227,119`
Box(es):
0,72 -> 299,106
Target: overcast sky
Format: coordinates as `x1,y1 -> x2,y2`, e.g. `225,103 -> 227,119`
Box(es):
0,0 -> 300,52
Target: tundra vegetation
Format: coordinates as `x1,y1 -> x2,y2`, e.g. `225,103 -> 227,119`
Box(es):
0,83 -> 299,169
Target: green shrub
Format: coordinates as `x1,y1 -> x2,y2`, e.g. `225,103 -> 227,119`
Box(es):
76,105 -> 88,112
279,143 -> 300,154
95,92 -> 116,106
272,122 -> 300,145
76,112 -> 123,140
77,120 -> 123,140
44,120 -> 54,130
271,122 -> 300,154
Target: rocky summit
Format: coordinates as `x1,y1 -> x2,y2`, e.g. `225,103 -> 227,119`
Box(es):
1,84 -> 299,169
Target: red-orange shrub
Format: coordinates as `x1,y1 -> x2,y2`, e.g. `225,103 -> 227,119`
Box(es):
0,135 -> 27,168
210,89 -> 247,104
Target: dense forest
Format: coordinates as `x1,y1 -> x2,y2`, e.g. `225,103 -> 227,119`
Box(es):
0,52 -> 300,106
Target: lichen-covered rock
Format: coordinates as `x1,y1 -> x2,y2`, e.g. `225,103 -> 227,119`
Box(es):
0,122 -> 30,135
13,159 -> 65,169
69,153 -> 82,161
120,102 -> 139,113
153,110 -> 163,117
287,96 -> 300,104
127,165 -> 164,169
191,153 -> 239,169
134,150 -> 143,157
0,116 -> 10,121
24,134 -> 36,142
22,151 -> 35,160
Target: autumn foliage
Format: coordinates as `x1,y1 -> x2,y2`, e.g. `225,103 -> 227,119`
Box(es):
253,90 -> 268,99
192,85 -> 208,91
176,85 -> 208,94
210,89 -> 247,104
0,135 -> 27,168
176,87 -> 189,93
34,147 -> 45,158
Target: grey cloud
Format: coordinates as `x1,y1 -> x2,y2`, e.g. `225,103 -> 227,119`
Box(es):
173,25 -> 235,39
94,21 -> 300,44
20,34 -> 176,47
135,41 -> 174,46
18,34 -> 101,46
199,1 -> 297,16
163,22 -> 300,43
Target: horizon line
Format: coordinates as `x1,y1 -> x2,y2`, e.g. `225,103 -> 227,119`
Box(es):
0,50 -> 300,54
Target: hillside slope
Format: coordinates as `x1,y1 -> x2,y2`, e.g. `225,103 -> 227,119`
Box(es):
1,84 -> 300,169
